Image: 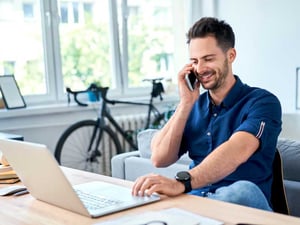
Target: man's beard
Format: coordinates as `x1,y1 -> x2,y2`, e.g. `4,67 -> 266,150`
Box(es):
202,58 -> 229,91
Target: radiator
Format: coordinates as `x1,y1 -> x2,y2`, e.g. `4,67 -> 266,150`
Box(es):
99,114 -> 148,176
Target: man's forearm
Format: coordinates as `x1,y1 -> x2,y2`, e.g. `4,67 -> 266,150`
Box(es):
189,131 -> 259,190
150,102 -> 193,167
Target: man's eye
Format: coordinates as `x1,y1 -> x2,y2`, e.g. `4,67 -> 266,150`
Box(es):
205,58 -> 213,61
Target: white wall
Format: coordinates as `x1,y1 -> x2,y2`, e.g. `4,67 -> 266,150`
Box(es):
281,114 -> 300,141
0,104 -> 100,152
215,0 -> 300,113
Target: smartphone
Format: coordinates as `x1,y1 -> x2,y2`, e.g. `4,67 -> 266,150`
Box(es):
185,71 -> 198,91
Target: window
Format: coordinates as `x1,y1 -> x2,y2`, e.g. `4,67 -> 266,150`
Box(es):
23,3 -> 34,19
3,61 -> 15,75
0,0 -> 188,106
58,1 -> 113,91
83,3 -> 92,16
120,0 -> 176,89
0,0 -> 46,97
72,2 -> 79,23
60,2 -> 68,23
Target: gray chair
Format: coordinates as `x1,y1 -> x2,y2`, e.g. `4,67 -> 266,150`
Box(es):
277,138 -> 300,217
271,150 -> 289,215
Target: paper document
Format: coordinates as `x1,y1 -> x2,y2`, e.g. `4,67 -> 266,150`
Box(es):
0,166 -> 18,180
97,207 -> 223,225
0,165 -> 13,173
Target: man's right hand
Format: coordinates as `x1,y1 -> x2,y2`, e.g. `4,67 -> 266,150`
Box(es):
178,63 -> 200,107
132,173 -> 185,197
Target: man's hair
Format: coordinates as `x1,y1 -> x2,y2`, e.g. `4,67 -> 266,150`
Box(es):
186,17 -> 235,52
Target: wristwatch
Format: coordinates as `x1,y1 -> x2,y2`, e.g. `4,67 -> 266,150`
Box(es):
175,171 -> 192,193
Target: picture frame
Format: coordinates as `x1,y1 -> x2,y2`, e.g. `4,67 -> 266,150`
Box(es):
296,68 -> 300,110
0,75 -> 26,109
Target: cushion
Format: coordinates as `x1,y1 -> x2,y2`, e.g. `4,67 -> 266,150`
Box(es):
284,179 -> 300,217
137,129 -> 192,165
124,156 -> 189,181
277,138 -> 300,182
137,129 -> 158,158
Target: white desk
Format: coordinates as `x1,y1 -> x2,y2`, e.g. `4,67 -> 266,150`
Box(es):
0,167 -> 300,225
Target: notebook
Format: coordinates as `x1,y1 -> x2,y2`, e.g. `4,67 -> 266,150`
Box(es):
0,139 -> 160,218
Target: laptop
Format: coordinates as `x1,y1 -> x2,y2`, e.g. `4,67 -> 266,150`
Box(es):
0,139 -> 160,218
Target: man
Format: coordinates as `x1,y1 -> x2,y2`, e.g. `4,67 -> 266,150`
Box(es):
132,17 -> 282,211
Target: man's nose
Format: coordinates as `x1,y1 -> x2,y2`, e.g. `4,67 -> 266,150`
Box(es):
194,62 -> 205,74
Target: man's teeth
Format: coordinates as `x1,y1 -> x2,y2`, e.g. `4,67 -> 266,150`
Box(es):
200,72 -> 213,78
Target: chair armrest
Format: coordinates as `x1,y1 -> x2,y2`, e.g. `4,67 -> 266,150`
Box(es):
284,179 -> 300,217
176,153 -> 192,165
111,151 -> 140,179
124,156 -> 190,181
277,138 -> 300,182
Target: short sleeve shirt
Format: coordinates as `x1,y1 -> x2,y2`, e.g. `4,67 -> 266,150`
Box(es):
179,76 -> 282,203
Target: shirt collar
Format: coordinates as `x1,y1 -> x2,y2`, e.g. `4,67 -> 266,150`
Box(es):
206,75 -> 244,109
222,75 -> 244,108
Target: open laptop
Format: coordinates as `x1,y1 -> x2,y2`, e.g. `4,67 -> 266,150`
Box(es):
0,139 -> 160,218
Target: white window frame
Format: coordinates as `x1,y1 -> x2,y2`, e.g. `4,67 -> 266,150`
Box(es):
4,0 -> 196,107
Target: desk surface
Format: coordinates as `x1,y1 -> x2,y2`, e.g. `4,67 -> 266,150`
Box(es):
1,167 -> 300,225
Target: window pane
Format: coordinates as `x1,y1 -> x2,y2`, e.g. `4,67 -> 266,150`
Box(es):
0,0 -> 46,95
23,3 -> 34,19
72,2 -> 79,23
58,0 -> 112,91
125,0 -> 175,87
60,2 -> 68,23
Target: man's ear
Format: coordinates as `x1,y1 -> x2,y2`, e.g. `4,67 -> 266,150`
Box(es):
227,48 -> 236,63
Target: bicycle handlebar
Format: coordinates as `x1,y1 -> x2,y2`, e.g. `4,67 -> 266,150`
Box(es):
66,86 -> 112,107
66,87 -> 87,106
66,77 -> 165,106
142,77 -> 163,82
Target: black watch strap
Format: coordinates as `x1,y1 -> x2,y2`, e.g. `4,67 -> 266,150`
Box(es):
175,171 -> 192,193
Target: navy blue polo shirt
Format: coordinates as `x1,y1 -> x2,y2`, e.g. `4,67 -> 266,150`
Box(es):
179,76 -> 282,203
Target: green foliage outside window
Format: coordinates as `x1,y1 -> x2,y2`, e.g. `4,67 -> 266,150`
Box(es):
59,6 -> 172,90
60,19 -> 111,90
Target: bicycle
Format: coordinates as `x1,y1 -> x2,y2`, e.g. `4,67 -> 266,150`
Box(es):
54,78 -> 174,175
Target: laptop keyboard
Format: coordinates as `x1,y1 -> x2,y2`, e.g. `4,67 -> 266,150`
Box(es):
76,189 -> 123,210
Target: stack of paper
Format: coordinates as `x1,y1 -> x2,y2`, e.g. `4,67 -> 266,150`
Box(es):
0,165 -> 19,184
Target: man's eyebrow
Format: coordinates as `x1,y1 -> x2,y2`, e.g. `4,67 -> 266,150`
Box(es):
190,54 -> 216,61
202,54 -> 216,59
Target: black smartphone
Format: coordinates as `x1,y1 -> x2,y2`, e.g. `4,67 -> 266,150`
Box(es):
185,71 -> 198,91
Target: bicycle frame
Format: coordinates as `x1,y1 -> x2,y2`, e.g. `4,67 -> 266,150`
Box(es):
97,88 -> 161,150
66,80 -> 165,152
106,99 -> 161,129
55,79 -> 167,173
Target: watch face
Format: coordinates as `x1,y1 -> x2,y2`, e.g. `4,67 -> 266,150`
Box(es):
176,171 -> 190,181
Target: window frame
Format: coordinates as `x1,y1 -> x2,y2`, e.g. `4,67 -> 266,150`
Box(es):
6,0 -> 192,107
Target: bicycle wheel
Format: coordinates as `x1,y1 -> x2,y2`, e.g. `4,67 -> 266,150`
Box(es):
54,120 -> 122,175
